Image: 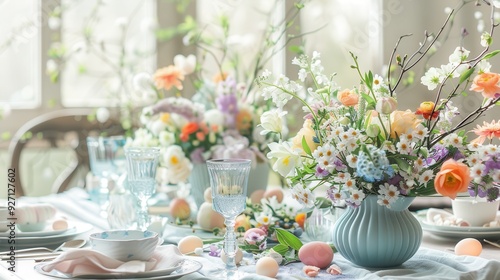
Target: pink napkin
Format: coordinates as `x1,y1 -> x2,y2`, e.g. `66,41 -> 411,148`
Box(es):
42,245 -> 184,277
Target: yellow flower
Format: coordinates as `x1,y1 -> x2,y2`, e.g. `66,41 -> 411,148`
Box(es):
292,119 -> 319,153
390,110 -> 420,139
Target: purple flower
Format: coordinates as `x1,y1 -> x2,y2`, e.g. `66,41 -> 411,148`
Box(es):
208,244 -> 221,257
315,166 -> 329,178
152,97 -> 204,122
483,154 -> 500,175
426,144 -> 449,165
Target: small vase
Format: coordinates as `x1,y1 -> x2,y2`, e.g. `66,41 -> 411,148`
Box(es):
332,195 -> 422,268
189,162 -> 270,208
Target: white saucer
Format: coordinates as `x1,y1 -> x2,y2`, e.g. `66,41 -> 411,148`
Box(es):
0,221 -> 92,249
0,224 -> 75,238
416,210 -> 500,239
35,259 -> 202,279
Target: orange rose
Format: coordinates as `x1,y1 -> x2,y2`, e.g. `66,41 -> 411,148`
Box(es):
337,89 -> 359,107
153,65 -> 185,90
434,159 -> 471,199
470,72 -> 500,98
236,108 -> 253,133
415,101 -> 439,120
292,119 -> 319,153
180,122 -> 199,142
390,110 -> 420,138
213,71 -> 228,83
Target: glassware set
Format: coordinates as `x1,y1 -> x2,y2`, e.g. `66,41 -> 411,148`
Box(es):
207,159 -> 251,280
87,136 -> 160,231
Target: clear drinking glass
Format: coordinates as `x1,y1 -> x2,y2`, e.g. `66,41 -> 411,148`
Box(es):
207,159 -> 251,280
125,147 -> 160,231
87,136 -> 127,210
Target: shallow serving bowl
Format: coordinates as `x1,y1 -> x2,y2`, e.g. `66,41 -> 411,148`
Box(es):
89,230 -> 159,261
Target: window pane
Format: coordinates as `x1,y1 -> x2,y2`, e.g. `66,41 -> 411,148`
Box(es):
0,0 -> 39,109
60,0 -> 157,107
301,0 -> 382,87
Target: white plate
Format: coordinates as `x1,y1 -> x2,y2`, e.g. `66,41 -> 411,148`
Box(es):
0,224 -> 75,238
415,211 -> 500,239
0,221 -> 92,249
34,259 -> 202,279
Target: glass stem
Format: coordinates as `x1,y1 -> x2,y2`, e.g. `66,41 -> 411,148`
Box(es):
224,217 -> 237,272
137,198 -> 149,231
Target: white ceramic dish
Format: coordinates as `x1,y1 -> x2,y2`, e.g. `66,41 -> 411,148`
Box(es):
0,224 -> 75,238
0,221 -> 92,249
90,230 -> 159,261
416,210 -> 500,239
35,259 -> 202,279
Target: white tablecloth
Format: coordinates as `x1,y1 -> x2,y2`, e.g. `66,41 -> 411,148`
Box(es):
1,188 -> 500,280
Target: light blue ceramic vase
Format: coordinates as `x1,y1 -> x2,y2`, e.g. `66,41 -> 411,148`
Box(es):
332,195 -> 422,268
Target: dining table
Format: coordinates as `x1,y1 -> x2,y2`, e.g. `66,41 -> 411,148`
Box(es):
1,187 -> 500,280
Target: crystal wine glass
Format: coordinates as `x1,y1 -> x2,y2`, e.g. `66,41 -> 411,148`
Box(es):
87,136 -> 127,213
125,147 -> 160,231
207,159 -> 251,280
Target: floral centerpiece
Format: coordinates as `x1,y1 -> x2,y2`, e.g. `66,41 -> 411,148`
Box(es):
258,11 -> 500,210
129,1 -> 308,186
256,3 -> 500,268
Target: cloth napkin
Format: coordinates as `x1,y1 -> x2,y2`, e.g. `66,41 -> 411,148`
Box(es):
41,245 -> 184,277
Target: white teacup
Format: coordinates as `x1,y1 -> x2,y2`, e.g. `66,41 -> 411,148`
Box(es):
452,197 -> 500,227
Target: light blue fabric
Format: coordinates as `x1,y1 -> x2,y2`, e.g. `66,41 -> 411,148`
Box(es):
177,248 -> 500,280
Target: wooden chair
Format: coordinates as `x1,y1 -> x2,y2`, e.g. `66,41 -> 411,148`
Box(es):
7,109 -> 125,197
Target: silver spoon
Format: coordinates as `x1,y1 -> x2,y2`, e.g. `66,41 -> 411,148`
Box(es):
51,239 -> 87,252
0,239 -> 86,261
483,239 -> 500,249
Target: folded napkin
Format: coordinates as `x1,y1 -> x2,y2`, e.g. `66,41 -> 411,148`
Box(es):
42,245 -> 184,277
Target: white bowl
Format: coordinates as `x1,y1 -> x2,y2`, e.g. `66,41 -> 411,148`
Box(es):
17,222 -> 47,232
90,230 -> 159,261
452,197 -> 500,227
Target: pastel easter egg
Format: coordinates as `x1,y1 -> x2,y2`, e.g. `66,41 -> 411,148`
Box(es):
455,238 -> 482,256
196,202 -> 225,231
178,235 -> 204,255
220,247 -> 243,265
263,188 -> 284,203
298,241 -> 334,268
169,198 -> 191,220
255,256 -> 279,278
52,219 -> 69,231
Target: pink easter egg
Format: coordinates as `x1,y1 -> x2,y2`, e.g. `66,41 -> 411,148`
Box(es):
298,241 -> 334,268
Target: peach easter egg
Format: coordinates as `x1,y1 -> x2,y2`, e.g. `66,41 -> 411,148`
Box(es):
52,219 -> 68,231
196,202 -> 225,231
178,235 -> 203,254
221,247 -> 243,265
455,238 -> 482,256
298,241 -> 334,268
263,188 -> 284,203
255,256 -> 279,278
169,198 -> 191,220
